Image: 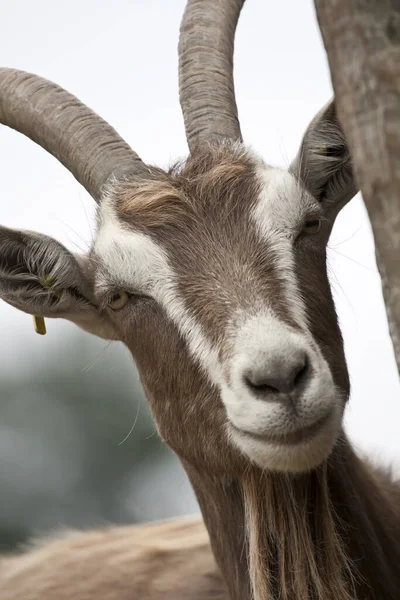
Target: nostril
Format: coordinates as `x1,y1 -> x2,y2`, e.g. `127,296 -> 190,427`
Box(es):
243,353 -> 309,397
243,374 -> 280,395
294,356 -> 308,387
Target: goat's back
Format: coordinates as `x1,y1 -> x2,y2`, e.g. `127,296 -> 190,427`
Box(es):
0,516 -> 226,600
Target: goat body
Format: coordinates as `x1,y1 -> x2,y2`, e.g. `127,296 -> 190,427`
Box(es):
0,517 -> 226,600
1,0 -> 399,599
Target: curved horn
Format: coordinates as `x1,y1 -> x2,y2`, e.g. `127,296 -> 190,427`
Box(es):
179,0 -> 245,152
0,68 -> 149,202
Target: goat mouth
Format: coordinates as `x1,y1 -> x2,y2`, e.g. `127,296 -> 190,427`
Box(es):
230,412 -> 333,446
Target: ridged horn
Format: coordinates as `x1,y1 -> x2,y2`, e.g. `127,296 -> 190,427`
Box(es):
0,68 -> 150,202
179,0 -> 245,152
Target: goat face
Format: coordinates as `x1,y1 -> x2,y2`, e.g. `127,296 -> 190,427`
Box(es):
0,107 -> 355,475
90,141 -> 350,475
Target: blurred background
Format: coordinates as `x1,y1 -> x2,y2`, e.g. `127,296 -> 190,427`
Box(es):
1,0 -> 399,553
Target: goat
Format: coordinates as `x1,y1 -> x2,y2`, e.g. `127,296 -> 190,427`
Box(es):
1,1 -> 399,599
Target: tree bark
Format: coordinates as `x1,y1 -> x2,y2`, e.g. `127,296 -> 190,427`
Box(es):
314,0 -> 400,375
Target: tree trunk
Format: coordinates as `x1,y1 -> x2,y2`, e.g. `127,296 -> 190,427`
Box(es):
314,0 -> 400,375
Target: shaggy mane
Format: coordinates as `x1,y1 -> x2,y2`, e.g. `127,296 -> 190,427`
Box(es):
114,142 -> 260,228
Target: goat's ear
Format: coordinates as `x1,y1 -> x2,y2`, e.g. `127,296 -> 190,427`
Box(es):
290,100 -> 358,214
0,226 -> 117,340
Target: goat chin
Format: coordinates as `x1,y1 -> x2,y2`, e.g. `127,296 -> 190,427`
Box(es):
228,405 -> 342,473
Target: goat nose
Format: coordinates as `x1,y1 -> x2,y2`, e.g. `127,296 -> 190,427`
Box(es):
243,351 -> 309,397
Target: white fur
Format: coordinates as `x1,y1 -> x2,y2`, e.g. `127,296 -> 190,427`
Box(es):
252,167 -> 320,330
95,197 -> 222,384
227,403 -> 342,473
94,173 -> 342,473
222,315 -> 334,431
221,312 -> 343,471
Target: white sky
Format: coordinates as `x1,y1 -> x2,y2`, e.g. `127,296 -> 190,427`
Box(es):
1,0 -> 399,469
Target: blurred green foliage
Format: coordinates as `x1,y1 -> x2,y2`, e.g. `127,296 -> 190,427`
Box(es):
0,329 -> 196,553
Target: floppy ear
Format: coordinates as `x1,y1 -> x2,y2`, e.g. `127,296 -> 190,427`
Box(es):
290,100 -> 358,215
0,226 -> 117,340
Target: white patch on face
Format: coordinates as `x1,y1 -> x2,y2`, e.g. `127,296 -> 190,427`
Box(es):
222,312 -> 338,431
221,312 -> 344,472
227,405 -> 342,473
211,166 -> 343,471
94,196 -> 222,384
95,173 -> 342,474
252,166 -> 320,330
255,167 -> 319,232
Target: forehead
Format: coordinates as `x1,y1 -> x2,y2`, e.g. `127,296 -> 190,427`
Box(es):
92,150 -> 318,290
255,167 -> 318,231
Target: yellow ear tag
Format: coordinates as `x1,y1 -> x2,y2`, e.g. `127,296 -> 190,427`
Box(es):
311,145 -> 328,156
33,315 -> 47,336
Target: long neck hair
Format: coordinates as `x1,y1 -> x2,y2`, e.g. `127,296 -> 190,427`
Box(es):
243,436 -> 400,600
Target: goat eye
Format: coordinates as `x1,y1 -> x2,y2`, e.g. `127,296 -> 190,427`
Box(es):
304,218 -> 322,234
108,291 -> 129,310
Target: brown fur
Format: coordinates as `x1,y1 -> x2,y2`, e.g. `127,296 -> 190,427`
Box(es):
103,145 -> 400,599
117,144 -> 253,223
1,145 -> 400,600
0,518 -> 227,600
2,442 -> 400,600
185,436 -> 400,600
